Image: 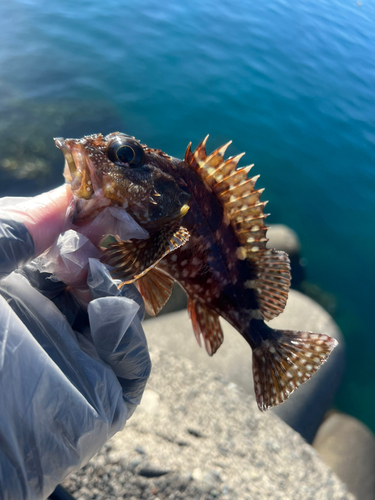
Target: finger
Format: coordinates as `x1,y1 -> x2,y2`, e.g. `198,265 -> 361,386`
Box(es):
7,184 -> 73,256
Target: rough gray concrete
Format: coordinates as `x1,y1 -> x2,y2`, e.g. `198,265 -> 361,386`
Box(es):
143,289 -> 345,443
313,412 -> 375,500
63,348 -> 353,499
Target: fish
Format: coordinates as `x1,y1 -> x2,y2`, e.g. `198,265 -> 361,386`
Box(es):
55,132 -> 338,411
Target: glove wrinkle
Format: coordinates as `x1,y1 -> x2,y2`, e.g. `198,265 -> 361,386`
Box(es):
0,274 -> 116,413
0,218 -> 35,278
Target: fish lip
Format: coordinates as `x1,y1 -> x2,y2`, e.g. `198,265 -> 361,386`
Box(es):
54,137 -> 79,177
54,137 -> 66,149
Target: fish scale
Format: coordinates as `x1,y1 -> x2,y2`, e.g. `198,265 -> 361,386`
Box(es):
55,131 -> 338,411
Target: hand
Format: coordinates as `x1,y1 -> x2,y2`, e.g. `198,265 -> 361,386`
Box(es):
0,186 -> 151,500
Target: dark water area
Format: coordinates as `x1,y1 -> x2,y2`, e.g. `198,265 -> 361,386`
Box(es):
1,0 -> 374,431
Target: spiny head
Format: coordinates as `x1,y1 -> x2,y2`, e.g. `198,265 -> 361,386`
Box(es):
54,132 -> 190,226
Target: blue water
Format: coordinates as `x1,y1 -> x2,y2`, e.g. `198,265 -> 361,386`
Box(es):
1,0 -> 374,430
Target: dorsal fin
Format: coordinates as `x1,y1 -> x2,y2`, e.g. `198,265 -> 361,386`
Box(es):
185,137 -> 291,320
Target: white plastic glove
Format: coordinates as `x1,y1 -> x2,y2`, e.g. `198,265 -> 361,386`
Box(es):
0,187 -> 151,500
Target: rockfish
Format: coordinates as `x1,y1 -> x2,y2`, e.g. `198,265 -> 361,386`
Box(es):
55,132 -> 337,411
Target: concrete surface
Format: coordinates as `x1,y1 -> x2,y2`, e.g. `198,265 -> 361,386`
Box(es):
63,348 -> 353,499
143,289 -> 345,443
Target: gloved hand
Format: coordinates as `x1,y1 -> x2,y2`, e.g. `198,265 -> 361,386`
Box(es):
0,186 -> 152,500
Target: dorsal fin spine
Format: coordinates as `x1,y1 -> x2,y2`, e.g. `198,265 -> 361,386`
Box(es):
206,141 -> 232,165
213,167 -> 252,195
193,135 -> 209,164
223,182 -> 264,199
227,201 -> 268,219
206,151 -> 243,181
205,153 -> 246,188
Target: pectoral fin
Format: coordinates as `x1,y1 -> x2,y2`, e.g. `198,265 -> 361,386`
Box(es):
136,267 -> 175,316
101,226 -> 190,286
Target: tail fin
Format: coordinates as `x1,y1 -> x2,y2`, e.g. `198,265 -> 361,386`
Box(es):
251,325 -> 338,411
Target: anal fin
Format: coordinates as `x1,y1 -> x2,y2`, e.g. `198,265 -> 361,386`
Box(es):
136,267 -> 175,316
101,226 -> 189,285
187,298 -> 224,356
251,323 -> 338,411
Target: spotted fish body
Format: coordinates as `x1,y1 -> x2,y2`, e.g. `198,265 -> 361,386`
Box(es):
55,132 -> 338,411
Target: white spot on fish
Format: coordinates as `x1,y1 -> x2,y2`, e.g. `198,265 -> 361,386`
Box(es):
236,246 -> 247,260
245,280 -> 255,289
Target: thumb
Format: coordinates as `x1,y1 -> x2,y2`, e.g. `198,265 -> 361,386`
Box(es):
7,184 -> 72,256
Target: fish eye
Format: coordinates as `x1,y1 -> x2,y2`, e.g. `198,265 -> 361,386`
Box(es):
106,137 -> 145,167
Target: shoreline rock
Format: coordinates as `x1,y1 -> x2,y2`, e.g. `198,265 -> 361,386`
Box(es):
143,289 -> 345,444
62,347 -> 353,499
313,412 -> 375,500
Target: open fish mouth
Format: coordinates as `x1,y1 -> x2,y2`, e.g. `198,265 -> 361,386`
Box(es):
54,137 -> 75,171
54,137 -> 95,200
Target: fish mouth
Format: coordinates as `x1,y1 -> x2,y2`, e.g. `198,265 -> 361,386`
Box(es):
54,137 -> 78,179
54,137 -> 94,200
